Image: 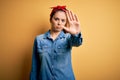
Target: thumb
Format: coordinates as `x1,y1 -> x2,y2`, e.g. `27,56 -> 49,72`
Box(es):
62,26 -> 69,32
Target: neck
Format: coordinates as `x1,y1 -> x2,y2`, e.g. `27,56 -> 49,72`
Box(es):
50,30 -> 61,40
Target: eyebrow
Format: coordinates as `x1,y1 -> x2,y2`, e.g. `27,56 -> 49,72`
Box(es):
54,17 -> 66,20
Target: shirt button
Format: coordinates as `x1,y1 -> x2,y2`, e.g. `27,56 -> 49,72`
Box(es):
58,46 -> 61,48
51,65 -> 54,70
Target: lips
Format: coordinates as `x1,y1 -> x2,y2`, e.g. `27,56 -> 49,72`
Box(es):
56,26 -> 61,29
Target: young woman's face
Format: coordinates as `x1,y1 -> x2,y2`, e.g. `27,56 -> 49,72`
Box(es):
50,11 -> 67,32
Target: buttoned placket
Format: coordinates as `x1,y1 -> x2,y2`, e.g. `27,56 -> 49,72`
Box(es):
50,39 -> 57,80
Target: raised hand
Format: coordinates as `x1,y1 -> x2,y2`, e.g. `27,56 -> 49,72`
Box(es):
62,10 -> 81,35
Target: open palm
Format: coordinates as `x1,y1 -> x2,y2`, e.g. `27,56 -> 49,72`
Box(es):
63,10 -> 81,35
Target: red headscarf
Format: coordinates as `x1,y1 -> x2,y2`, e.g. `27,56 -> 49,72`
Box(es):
50,5 -> 67,17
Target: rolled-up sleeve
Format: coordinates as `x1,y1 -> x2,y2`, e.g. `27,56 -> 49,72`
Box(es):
69,33 -> 83,47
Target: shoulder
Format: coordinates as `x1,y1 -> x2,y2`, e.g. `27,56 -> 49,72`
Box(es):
35,33 -> 46,41
33,34 -> 46,47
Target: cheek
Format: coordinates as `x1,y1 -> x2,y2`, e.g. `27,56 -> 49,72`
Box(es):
51,20 -> 57,25
63,20 -> 67,25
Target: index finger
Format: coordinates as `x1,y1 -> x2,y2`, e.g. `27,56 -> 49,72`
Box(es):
66,10 -> 72,22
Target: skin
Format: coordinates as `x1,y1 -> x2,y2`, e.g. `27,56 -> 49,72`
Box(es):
50,11 -> 67,33
50,10 -> 81,40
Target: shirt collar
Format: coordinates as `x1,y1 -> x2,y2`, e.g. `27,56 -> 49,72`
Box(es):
44,30 -> 65,39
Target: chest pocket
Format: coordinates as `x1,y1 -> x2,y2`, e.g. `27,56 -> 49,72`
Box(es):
56,43 -> 69,53
37,39 -> 51,54
37,45 -> 51,54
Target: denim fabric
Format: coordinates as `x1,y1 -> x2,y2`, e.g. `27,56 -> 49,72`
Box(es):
30,30 -> 83,80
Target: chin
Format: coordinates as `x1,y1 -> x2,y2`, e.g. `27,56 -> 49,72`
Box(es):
54,29 -> 62,32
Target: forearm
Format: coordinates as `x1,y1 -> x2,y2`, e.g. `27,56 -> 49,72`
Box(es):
70,32 -> 83,47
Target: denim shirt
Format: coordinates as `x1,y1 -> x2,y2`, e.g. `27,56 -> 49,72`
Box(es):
30,30 -> 83,80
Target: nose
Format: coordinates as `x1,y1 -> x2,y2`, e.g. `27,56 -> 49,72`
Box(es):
58,20 -> 62,25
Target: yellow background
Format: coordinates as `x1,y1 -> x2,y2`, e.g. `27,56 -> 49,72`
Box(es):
0,0 -> 120,80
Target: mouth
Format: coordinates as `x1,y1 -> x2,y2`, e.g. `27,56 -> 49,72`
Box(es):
56,26 -> 61,29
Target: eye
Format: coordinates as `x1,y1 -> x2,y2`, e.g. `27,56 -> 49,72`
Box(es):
54,18 -> 59,21
61,19 -> 65,22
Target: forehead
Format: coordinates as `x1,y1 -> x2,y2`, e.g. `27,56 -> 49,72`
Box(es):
53,11 -> 66,19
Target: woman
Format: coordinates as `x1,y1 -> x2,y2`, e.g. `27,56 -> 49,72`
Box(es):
30,5 -> 83,80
